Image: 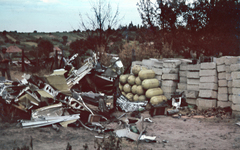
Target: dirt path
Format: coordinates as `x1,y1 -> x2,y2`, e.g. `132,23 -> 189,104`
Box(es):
1,112 -> 240,150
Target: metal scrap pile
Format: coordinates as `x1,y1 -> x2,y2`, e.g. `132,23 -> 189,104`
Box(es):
0,52 -> 158,143
0,53 -> 113,130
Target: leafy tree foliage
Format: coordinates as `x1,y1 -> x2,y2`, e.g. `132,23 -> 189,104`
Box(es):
62,36 -> 68,45
137,0 -> 240,58
37,39 -> 54,58
69,39 -> 87,56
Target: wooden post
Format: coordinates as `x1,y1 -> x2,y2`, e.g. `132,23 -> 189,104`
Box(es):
55,50 -> 58,69
132,49 -> 136,61
36,47 -> 39,67
22,49 -> 24,72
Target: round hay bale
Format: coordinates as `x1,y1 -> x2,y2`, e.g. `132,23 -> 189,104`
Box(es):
145,88 -> 163,99
132,65 -> 141,76
138,95 -> 146,102
133,94 -> 139,102
136,85 -> 145,95
138,70 -> 155,80
128,75 -> 136,85
150,95 -> 167,105
123,84 -> 131,93
132,85 -> 138,94
135,77 -> 142,85
126,93 -> 134,101
142,78 -> 159,89
120,74 -> 130,84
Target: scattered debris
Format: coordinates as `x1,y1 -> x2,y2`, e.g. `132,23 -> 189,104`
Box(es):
171,106 -> 232,119
1,52 -> 235,149
236,122 -> 240,126
144,118 -> 153,123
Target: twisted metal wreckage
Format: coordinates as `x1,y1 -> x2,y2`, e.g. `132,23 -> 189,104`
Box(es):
0,53 -> 156,142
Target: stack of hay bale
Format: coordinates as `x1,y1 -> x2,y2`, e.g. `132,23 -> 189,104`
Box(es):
230,57 -> 240,115
197,62 -> 217,109
216,57 -> 232,107
186,64 -> 200,105
161,59 -> 181,99
119,65 -> 167,106
131,61 -> 143,72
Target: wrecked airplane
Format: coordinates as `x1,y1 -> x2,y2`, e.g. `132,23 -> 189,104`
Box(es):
0,52 -> 160,143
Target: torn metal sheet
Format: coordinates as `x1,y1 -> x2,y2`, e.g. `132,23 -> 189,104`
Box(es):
116,95 -> 148,112
56,93 -> 85,111
95,136 -> 109,139
60,119 -> 78,127
80,91 -> 105,99
74,91 -> 106,107
31,102 -> 63,120
46,72 -> 71,95
21,114 -> 80,128
66,57 -> 95,88
71,92 -> 94,114
20,73 -> 31,85
144,118 -> 153,123
139,135 -> 156,141
115,128 -> 139,141
10,87 -> 41,111
115,128 -> 156,142
18,93 -> 39,108
0,85 -> 13,103
43,84 -> 58,98
79,119 -> 106,133
37,90 -> 53,98
14,87 -> 30,103
52,69 -> 67,75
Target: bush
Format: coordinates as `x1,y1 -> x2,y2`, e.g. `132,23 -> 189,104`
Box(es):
119,41 -> 160,68
15,40 -> 20,44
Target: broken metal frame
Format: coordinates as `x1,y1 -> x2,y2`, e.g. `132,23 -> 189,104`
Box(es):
116,95 -> 148,112
66,54 -> 97,88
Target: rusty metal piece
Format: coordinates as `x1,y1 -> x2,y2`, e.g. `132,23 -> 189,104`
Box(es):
88,114 -> 101,123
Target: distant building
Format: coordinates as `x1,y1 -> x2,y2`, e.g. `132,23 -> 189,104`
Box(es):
49,46 -> 62,58
6,46 -> 22,53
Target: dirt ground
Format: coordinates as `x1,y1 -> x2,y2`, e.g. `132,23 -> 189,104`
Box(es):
1,112 -> 240,150
1,69 -> 240,150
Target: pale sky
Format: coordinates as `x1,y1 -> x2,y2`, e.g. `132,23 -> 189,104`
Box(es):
0,0 -> 149,33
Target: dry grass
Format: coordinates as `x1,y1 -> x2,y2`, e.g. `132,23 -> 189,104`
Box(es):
21,42 -> 38,47
6,34 -> 17,42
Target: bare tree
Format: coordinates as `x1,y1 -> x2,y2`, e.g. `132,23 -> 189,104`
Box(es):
79,0 -> 121,51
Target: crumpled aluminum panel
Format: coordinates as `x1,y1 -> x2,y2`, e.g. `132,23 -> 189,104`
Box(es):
116,95 -> 148,112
